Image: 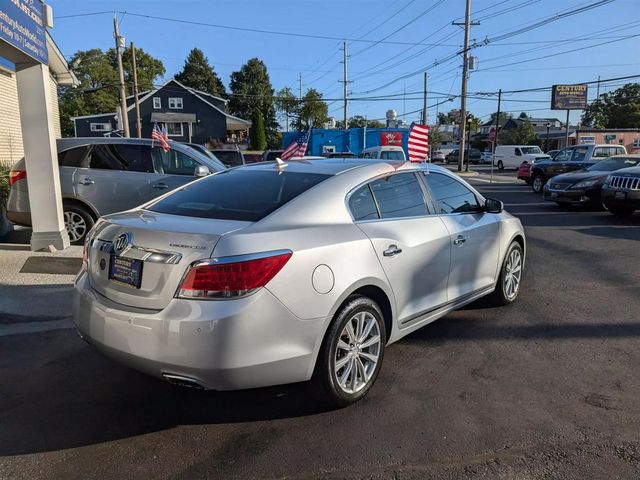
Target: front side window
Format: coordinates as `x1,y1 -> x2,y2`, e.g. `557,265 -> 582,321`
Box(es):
424,172 -> 480,214
369,173 -> 428,219
165,122 -> 183,137
571,146 -> 589,162
168,97 -> 183,109
554,149 -> 572,162
153,97 -> 161,109
349,185 -> 379,221
89,144 -> 154,172
148,170 -> 330,221
151,148 -> 201,175
515,148 -> 522,156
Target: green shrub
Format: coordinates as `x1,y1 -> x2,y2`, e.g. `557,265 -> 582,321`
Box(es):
0,162 -> 10,208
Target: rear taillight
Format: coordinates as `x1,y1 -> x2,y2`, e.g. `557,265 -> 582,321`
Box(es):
177,251 -> 292,299
9,170 -> 26,187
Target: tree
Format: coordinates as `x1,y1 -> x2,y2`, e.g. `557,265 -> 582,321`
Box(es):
293,88 -> 328,130
437,109 -> 462,125
582,83 -> 640,128
274,87 -> 298,131
229,58 -> 279,147
488,111 -> 513,125
58,48 -> 165,136
429,124 -> 443,150
518,111 -> 529,119
335,117 -> 386,129
175,48 -> 226,98
250,109 -> 267,150
500,119 -> 538,145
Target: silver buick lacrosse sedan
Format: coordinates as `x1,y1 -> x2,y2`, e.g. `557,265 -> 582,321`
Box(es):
74,158 -> 525,406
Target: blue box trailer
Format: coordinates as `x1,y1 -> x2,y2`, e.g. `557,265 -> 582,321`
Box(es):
282,128 -> 411,156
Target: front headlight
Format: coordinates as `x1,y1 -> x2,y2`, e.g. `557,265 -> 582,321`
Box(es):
571,179 -> 600,189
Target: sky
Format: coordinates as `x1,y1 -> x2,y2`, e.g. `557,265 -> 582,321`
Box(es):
48,0 -> 640,126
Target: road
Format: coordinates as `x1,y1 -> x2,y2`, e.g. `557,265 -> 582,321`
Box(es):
1,177 -> 640,479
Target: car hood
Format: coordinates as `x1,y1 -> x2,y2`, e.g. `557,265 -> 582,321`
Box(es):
551,170 -> 609,183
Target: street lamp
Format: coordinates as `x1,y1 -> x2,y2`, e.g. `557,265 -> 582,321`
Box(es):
465,116 -> 472,172
545,122 -> 551,152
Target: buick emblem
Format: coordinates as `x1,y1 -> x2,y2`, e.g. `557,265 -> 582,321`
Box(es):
113,232 -> 133,255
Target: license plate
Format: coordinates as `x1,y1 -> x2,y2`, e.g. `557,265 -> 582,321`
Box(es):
109,256 -> 143,289
614,191 -> 626,200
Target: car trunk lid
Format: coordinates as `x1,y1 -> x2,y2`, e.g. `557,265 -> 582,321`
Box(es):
87,210 -> 250,310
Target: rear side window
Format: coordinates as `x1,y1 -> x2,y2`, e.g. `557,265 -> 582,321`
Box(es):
58,146 -> 90,167
424,172 -> 480,214
349,185 -> 379,221
89,144 -> 154,172
148,170 -> 330,221
369,173 -> 428,219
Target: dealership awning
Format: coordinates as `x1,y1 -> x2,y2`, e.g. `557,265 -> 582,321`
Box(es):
150,112 -> 197,123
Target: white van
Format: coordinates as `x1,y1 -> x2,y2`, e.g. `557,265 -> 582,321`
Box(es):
360,146 -> 406,161
493,145 -> 550,170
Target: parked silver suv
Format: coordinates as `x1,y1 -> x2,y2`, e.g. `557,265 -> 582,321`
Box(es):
7,138 -> 225,244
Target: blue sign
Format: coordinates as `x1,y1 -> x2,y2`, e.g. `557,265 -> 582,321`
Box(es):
0,0 -> 48,64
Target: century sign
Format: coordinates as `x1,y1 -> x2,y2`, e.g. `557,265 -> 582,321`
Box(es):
0,0 -> 48,64
551,84 -> 588,110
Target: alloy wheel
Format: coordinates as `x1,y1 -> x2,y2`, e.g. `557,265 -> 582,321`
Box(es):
504,249 -> 522,300
333,311 -> 381,395
533,176 -> 543,193
64,211 -> 87,243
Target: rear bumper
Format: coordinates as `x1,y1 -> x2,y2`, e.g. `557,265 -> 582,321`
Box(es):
73,271 -> 327,390
6,210 -> 32,227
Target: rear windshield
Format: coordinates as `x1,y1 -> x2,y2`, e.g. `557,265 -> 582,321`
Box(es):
148,169 -> 330,221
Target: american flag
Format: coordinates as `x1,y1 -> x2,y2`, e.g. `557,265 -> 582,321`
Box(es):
151,123 -> 170,152
281,131 -> 310,161
407,123 -> 430,162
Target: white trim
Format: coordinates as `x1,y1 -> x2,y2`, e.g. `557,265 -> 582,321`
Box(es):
131,78 -> 227,112
165,122 -> 184,137
70,112 -> 117,121
168,97 -> 183,109
153,97 -> 162,109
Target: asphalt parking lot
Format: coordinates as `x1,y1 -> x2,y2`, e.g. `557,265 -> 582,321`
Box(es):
1,170 -> 639,480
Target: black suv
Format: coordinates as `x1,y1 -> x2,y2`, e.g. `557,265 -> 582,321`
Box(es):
530,144 -> 626,193
445,148 -> 481,165
602,164 -> 640,216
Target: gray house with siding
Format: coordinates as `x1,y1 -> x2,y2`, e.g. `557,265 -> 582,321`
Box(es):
71,79 -> 250,145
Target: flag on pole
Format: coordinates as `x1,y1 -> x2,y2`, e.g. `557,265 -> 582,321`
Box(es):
407,123 -> 430,162
152,122 -> 170,152
281,131 -> 310,161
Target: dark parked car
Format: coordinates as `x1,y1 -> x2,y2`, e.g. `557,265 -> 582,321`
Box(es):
262,150 -> 285,162
7,138 -> 224,244
210,149 -> 245,168
530,144 -> 626,193
602,161 -> 640,216
445,148 -> 482,165
543,155 -> 640,207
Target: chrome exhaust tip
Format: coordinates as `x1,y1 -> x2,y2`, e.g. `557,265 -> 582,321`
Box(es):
163,373 -> 205,390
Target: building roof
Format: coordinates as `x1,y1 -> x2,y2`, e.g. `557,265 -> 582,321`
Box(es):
46,32 -> 78,86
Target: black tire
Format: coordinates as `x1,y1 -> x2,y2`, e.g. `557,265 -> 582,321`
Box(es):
313,295 -> 386,408
487,241 -> 524,306
63,203 -> 95,245
497,160 -> 504,170
531,174 -> 545,193
606,204 -> 635,216
524,179 -> 532,185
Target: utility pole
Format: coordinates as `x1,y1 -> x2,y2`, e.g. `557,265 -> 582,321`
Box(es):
452,0 -> 479,172
596,75 -> 601,98
113,14 -> 130,137
422,72 -> 428,125
131,42 -> 142,138
491,88 -> 501,184
341,41 -> 349,131
298,73 -> 303,100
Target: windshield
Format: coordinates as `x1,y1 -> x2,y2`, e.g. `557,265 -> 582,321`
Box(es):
521,146 -> 543,155
148,169 -> 330,221
182,145 -> 225,171
587,157 -> 640,172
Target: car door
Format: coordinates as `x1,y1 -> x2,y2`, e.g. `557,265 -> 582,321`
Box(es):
75,143 -> 153,215
546,147 -> 573,176
422,172 -> 501,301
148,146 -> 205,199
352,172 -> 451,324
567,146 -> 591,172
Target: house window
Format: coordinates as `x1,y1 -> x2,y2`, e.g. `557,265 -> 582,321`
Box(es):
90,123 -> 112,132
165,122 -> 183,137
153,97 -> 161,109
168,98 -> 183,109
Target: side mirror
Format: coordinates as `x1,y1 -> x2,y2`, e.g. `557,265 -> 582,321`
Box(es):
485,198 -> 503,214
194,165 -> 210,177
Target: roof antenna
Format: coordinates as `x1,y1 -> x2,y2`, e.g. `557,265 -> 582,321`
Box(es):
275,157 -> 288,170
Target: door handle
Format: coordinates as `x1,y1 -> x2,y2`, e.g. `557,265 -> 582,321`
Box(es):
152,183 -> 170,190
453,235 -> 467,246
78,178 -> 95,186
383,245 -> 402,257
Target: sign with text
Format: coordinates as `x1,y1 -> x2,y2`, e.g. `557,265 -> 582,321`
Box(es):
380,131 -> 403,146
0,0 -> 48,64
551,84 -> 588,110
